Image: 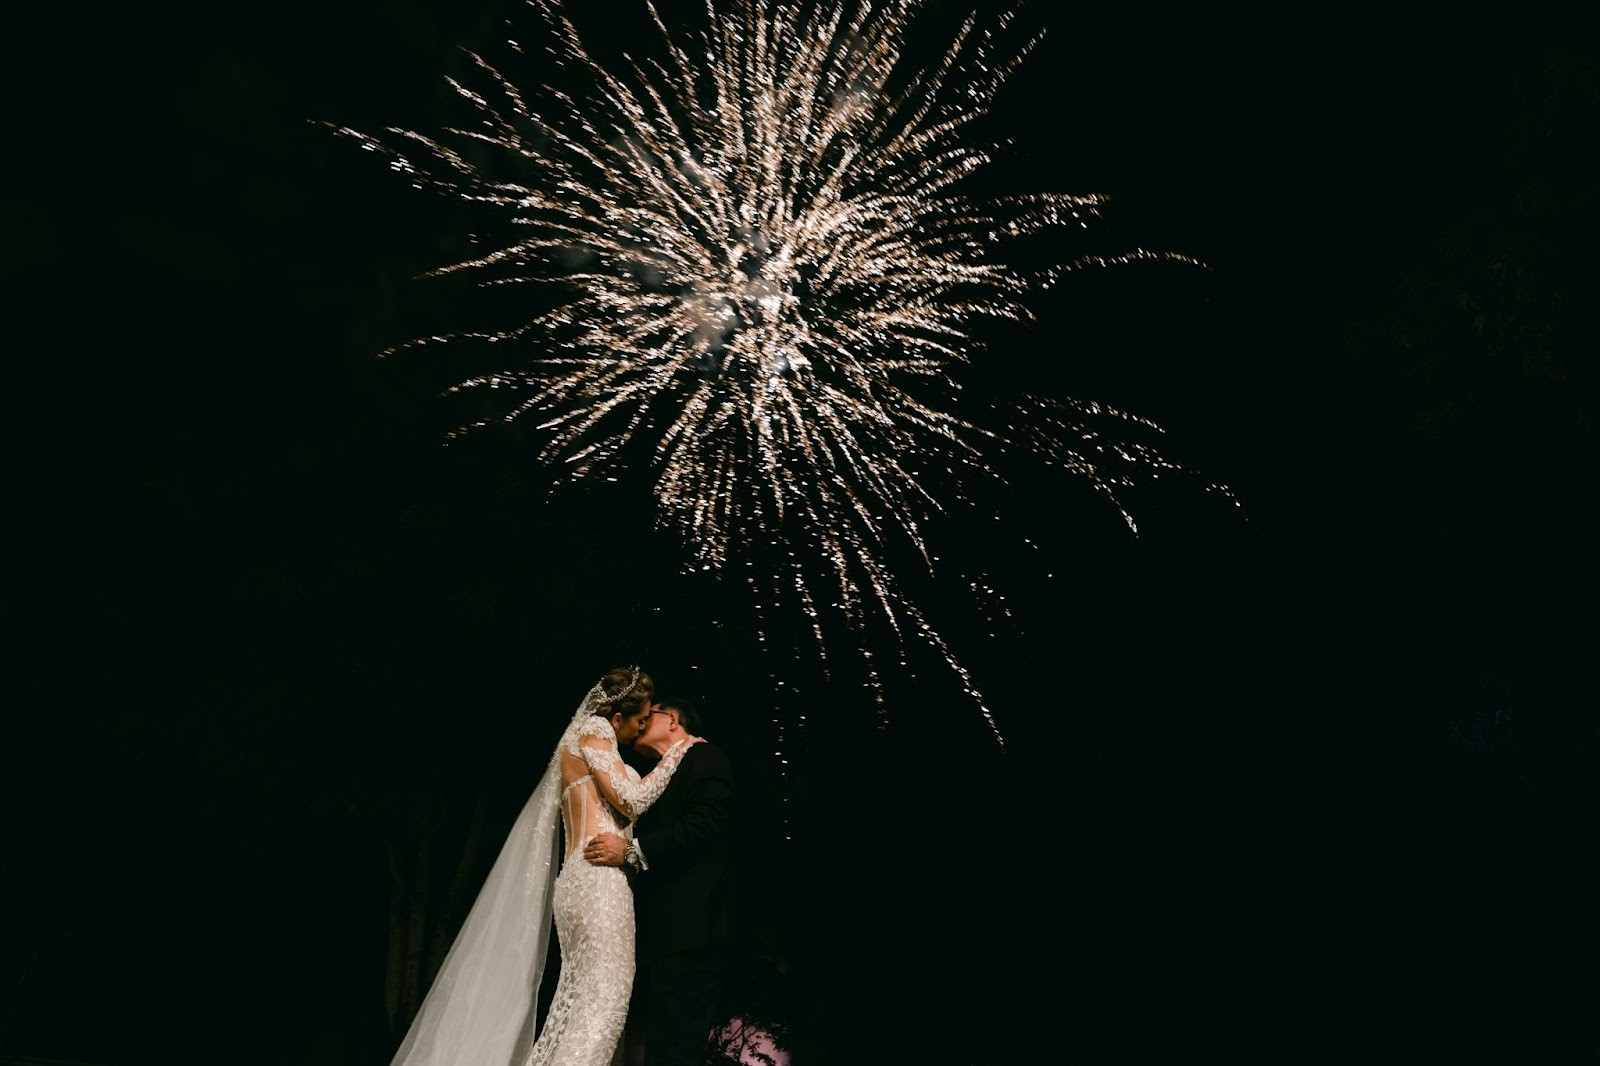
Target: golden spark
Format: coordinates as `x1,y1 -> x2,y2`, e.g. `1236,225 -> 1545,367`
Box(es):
325,0 -> 1230,747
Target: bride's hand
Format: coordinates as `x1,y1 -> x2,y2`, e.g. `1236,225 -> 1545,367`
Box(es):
665,736 -> 703,757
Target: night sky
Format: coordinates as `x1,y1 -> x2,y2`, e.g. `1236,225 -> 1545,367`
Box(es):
4,3 -> 1595,1065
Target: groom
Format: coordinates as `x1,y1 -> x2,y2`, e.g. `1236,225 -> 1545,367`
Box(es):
583,694 -> 737,1066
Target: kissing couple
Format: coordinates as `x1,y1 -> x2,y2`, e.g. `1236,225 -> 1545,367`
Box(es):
389,666 -> 739,1066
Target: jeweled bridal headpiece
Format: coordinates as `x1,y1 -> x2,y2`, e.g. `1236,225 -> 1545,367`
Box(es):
582,665 -> 643,714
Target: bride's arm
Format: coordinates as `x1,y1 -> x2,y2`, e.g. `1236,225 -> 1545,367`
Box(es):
578,735 -> 691,818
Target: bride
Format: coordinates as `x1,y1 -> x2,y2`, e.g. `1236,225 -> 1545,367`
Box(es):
390,666 -> 695,1066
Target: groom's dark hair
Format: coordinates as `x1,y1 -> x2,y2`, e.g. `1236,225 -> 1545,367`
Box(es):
658,694 -> 702,734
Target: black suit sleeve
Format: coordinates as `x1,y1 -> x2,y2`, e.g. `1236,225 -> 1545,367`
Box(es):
636,743 -> 735,877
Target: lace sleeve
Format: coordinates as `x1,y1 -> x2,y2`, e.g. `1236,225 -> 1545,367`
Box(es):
578,733 -> 691,819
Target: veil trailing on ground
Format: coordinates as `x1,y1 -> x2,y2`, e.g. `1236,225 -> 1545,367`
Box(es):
389,681 -> 617,1066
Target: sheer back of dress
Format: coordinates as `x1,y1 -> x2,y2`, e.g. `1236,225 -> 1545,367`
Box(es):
560,765 -> 627,857
558,755 -> 633,861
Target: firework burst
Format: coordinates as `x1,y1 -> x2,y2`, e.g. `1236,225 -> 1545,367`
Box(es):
325,0 -> 1230,747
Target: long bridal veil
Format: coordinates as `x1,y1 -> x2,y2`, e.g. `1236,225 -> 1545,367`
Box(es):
389,684 -> 607,1066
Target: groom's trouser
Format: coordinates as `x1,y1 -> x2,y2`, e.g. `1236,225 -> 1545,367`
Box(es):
633,947 -> 730,1066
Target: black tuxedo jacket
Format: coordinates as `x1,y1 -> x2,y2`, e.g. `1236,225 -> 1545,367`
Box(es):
633,741 -> 737,966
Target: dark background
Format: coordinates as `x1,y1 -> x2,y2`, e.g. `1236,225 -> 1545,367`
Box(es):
3,2 -> 1595,1064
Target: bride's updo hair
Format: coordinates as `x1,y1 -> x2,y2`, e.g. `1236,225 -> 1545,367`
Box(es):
595,665 -> 655,718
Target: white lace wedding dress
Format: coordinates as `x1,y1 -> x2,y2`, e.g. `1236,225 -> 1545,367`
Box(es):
523,716 -> 687,1066
386,686 -> 687,1066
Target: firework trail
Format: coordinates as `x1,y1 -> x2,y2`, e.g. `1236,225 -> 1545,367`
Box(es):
325,0 -> 1230,747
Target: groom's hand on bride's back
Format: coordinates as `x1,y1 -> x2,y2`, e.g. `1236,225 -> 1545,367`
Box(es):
583,832 -> 628,867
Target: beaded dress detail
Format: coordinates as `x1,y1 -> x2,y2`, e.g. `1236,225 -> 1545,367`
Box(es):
521,715 -> 687,1066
